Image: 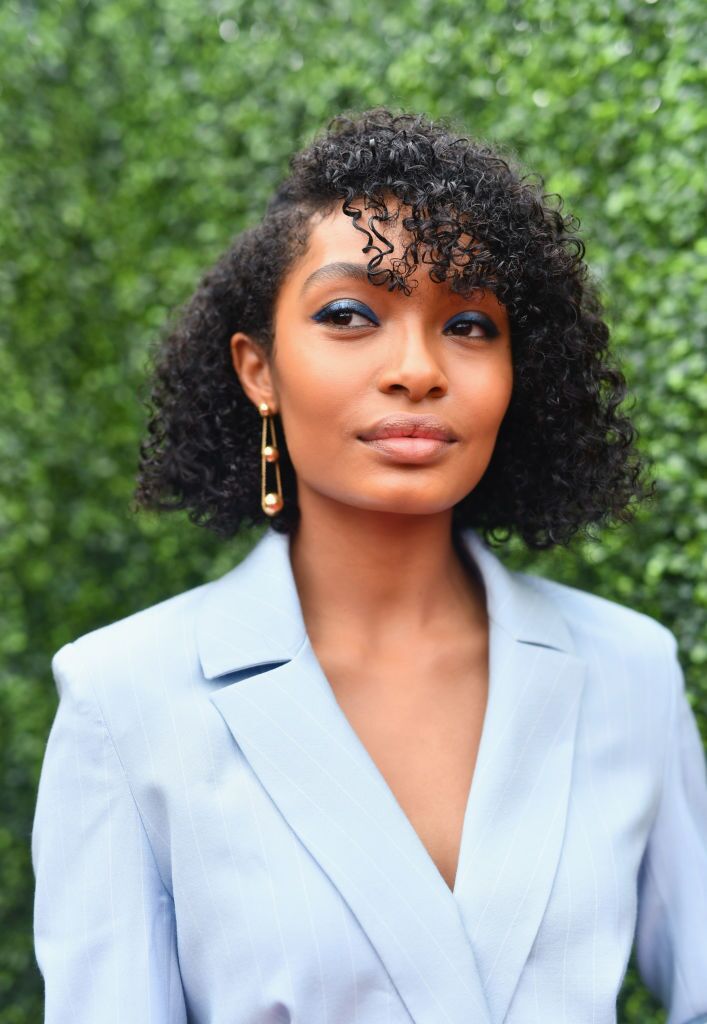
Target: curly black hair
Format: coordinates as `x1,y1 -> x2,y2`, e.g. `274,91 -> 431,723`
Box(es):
135,106 -> 651,549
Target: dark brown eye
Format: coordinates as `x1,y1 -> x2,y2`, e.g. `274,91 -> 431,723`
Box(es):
311,300 -> 379,330
442,313 -> 499,339
446,321 -> 485,337
330,310 -> 356,326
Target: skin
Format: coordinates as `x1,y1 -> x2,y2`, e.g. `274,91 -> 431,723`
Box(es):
230,197 -> 514,891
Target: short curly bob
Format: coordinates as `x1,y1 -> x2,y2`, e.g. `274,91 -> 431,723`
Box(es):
135,106 -> 651,549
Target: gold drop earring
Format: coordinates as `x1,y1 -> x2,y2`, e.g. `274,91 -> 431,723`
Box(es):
259,401 -> 284,516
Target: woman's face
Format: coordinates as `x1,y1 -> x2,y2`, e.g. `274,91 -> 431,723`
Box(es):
232,199 -> 513,520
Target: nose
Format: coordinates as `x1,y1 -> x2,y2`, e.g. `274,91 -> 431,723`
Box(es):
376,324 -> 448,401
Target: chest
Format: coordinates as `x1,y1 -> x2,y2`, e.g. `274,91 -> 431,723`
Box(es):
144,628 -> 663,1024
314,641 -> 489,892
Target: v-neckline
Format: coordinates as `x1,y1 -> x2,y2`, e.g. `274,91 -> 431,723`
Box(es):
306,614 -> 492,902
305,526 -> 492,899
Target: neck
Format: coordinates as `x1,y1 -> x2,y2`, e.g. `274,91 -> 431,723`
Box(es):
287,494 -> 487,655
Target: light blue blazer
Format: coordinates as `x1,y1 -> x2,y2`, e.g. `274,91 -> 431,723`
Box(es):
32,526 -> 707,1024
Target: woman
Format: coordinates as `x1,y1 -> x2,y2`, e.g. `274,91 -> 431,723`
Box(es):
32,108 -> 707,1024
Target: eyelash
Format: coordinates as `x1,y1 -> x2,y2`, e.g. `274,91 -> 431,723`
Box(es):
310,300 -> 499,339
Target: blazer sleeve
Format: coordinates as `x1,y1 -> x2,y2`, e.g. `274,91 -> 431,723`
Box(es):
634,633 -> 707,1024
31,642 -> 188,1024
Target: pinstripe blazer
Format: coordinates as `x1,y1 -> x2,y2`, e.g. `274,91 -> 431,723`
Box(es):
32,525 -> 707,1024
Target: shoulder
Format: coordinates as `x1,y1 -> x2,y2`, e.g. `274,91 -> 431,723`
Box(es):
51,578 -> 213,704
514,569 -> 683,732
517,567 -> 678,660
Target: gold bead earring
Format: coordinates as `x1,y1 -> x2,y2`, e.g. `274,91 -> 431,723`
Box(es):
258,401 -> 283,516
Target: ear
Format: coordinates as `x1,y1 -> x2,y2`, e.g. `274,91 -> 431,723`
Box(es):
230,332 -> 279,412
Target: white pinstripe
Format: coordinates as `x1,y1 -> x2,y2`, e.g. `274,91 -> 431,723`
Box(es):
290,826 -> 330,1022
243,756 -> 298,1009
334,887 -> 361,1023
577,796 -> 600,1024
562,850 -> 572,1022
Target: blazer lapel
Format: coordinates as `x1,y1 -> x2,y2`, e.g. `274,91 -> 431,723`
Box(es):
452,533 -> 586,1023
198,526 -> 585,1024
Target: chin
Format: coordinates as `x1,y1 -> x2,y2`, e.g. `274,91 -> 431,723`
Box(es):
348,492 -> 462,516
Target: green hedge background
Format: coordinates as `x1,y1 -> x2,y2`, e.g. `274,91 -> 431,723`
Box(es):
1,0 -> 704,1019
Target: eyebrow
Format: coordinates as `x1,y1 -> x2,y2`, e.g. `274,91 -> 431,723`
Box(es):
299,261 -> 378,298
299,259 -> 499,309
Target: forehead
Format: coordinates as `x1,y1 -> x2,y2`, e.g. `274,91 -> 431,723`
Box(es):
305,198 -> 411,268
292,195 -> 482,291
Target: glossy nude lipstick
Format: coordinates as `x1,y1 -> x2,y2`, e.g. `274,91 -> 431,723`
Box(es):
358,414 -> 457,464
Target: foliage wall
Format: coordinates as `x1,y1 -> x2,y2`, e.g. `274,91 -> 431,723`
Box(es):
1,0 -> 704,1019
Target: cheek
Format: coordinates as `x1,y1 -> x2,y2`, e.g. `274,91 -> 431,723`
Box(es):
274,342 -> 359,459
276,331 -> 355,394
461,357 -> 513,431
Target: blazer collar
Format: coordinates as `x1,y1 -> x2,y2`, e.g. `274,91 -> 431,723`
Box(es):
197,525 -> 574,681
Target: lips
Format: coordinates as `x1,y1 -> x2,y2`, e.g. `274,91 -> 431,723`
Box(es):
358,415 -> 457,464
358,415 -> 457,442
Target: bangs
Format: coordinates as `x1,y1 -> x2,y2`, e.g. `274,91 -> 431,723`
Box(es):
338,190 -> 506,306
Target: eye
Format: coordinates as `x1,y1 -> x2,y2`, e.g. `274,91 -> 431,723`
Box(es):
442,313 -> 500,339
311,299 -> 379,330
